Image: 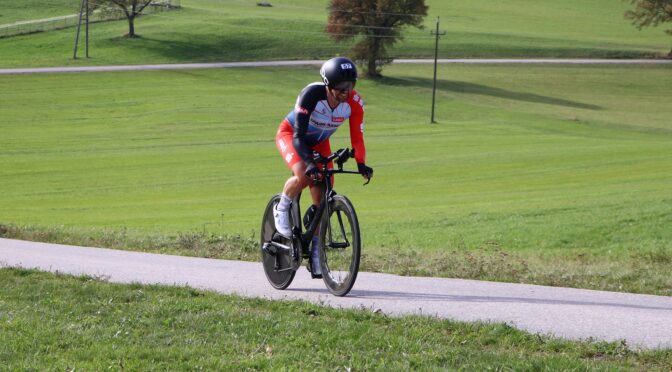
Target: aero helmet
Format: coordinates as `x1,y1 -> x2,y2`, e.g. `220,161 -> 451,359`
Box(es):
320,57 -> 358,89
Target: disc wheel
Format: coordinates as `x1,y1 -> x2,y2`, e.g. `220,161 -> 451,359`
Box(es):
318,194 -> 361,296
260,195 -> 295,289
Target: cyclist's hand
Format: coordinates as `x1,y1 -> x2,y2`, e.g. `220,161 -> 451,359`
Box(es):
357,163 -> 373,180
305,162 -> 321,181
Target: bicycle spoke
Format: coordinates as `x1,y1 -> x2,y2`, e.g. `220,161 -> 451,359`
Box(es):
319,195 -> 360,296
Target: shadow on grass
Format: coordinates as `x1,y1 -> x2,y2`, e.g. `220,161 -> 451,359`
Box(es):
115,32 -> 340,63
377,76 -> 602,110
115,35 -> 253,61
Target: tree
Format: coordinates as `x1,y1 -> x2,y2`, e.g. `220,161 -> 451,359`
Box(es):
326,0 -> 428,77
91,0 -> 154,38
624,0 -> 672,56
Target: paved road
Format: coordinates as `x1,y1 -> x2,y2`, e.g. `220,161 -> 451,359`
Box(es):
1,59 -> 671,75
1,238 -> 671,350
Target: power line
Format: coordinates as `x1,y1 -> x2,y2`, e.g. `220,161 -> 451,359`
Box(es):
196,0 -> 442,18
144,9 -> 429,33
328,8 -> 428,18
142,11 -> 438,40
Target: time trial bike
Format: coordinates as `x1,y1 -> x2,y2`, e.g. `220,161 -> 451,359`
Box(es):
260,148 -> 368,297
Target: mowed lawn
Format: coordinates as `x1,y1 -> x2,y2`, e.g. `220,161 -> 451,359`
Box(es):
0,0 -> 670,68
0,0 -> 79,24
1,63 -> 671,293
4,268 -> 671,370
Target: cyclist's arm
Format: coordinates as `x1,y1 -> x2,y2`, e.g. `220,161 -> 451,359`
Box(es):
292,85 -> 321,165
292,109 -> 313,165
348,91 -> 366,164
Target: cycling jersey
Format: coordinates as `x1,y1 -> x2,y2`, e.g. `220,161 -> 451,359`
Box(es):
281,82 -> 366,166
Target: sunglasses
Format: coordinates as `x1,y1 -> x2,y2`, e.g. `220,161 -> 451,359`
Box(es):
331,81 -> 355,92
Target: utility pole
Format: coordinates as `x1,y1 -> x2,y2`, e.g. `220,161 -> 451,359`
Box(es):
430,16 -> 445,124
85,0 -> 89,58
73,0 -> 89,59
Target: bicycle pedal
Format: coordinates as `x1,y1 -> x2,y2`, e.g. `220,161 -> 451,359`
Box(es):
262,242 -> 277,256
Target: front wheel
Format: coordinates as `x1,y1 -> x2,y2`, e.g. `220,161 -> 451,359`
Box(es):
318,194 -> 361,296
260,195 -> 295,290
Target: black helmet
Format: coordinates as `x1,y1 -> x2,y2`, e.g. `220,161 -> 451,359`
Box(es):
320,57 -> 358,89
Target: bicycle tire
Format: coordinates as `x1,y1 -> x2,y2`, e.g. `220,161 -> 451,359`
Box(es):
260,194 -> 295,290
318,194 -> 361,296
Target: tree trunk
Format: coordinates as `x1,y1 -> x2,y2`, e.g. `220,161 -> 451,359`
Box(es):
367,57 -> 377,77
366,37 -> 383,78
127,15 -> 136,37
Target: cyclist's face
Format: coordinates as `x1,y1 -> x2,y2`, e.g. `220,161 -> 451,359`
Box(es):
329,81 -> 354,102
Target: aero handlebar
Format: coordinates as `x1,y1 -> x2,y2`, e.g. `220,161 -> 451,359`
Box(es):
312,148 -> 371,185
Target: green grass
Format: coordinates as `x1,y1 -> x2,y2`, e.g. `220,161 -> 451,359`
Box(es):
1,63 -> 671,295
0,0 -> 79,24
2,0 -> 671,364
2,268 -> 670,370
0,0 -> 670,68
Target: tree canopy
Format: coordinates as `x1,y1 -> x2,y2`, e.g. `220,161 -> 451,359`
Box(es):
326,0 -> 428,77
90,0 -> 154,38
624,0 -> 672,56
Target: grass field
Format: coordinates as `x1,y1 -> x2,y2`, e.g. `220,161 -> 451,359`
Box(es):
2,63 -> 671,295
0,0 -> 79,24
0,0 -> 670,68
2,0 -> 671,365
2,268 -> 671,370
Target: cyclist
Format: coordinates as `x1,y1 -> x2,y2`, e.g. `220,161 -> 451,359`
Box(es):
274,57 -> 374,274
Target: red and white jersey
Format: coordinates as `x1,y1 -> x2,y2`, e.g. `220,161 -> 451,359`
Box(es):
284,82 -> 366,164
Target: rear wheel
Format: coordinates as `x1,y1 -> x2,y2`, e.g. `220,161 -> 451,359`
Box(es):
260,195 -> 295,289
318,194 -> 361,296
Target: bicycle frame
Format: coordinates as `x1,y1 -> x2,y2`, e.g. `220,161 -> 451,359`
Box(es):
296,150 -> 361,257
262,148 -> 364,269
261,147 -> 367,295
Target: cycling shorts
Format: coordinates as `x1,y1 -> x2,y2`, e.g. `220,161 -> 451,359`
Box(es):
276,119 -> 333,170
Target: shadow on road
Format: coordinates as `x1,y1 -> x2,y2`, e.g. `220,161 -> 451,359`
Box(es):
288,287 -> 672,312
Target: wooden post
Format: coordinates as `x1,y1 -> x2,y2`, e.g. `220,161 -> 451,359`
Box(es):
430,17 -> 445,124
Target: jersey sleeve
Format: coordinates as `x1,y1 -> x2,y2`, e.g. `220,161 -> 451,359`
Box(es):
292,84 -> 322,164
348,91 -> 366,164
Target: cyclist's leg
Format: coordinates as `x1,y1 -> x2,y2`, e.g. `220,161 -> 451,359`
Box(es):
275,121 -> 311,200
308,139 -> 334,205
275,121 -> 311,236
306,140 -> 333,277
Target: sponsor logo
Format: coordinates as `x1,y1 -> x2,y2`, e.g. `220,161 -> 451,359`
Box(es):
353,94 -> 364,109
295,105 -> 309,115
285,153 -> 294,163
332,117 -> 345,123
313,122 -> 340,129
278,139 -> 288,152
341,63 -> 353,70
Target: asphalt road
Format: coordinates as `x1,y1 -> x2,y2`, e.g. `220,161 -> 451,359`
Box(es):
1,58 -> 671,75
1,237 -> 671,350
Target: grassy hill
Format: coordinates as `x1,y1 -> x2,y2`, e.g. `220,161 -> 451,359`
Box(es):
0,0 -> 79,24
2,62 -> 671,295
0,0 -> 670,68
1,1 -> 671,367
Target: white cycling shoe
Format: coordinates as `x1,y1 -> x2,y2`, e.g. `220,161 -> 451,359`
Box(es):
273,205 -> 292,238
